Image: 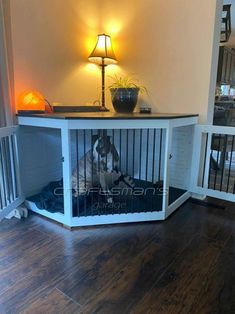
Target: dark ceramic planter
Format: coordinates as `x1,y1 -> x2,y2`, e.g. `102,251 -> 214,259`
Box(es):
110,88 -> 140,113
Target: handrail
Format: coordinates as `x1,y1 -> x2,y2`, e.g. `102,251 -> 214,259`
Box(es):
196,124 -> 235,136
0,126 -> 18,138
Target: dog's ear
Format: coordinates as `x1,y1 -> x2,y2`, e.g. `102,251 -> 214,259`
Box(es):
110,144 -> 119,162
92,135 -> 99,145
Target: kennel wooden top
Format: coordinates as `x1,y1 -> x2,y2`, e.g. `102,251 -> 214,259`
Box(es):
17,112 -> 198,120
17,112 -> 198,130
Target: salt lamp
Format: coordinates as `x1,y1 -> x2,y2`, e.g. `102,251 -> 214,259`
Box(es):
17,91 -> 46,113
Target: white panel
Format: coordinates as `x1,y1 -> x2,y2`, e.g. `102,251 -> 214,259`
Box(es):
19,126 -> 63,196
170,125 -> 194,190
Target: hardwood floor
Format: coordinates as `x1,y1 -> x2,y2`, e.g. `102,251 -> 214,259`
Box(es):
0,199 -> 235,314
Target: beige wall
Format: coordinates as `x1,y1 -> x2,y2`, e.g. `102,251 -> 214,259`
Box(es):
10,0 -> 219,121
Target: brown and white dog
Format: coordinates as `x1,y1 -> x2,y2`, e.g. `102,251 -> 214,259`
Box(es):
72,135 -> 119,201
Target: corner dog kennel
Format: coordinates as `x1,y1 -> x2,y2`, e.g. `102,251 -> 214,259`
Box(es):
17,113 -> 198,228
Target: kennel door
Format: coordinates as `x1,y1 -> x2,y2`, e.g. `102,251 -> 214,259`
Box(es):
0,126 -> 24,221
70,128 -> 166,219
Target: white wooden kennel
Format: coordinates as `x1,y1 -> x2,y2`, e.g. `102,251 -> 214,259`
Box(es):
17,112 -> 198,228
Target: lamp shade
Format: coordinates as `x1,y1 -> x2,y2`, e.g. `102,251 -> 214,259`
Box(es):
88,34 -> 117,65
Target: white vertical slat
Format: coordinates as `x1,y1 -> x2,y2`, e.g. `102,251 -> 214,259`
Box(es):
162,125 -> 172,216
12,130 -> 22,199
0,140 -> 6,208
5,136 -> 14,202
61,125 -> 73,227
0,139 -> 10,205
8,135 -> 17,199
190,125 -> 203,191
202,132 -> 212,189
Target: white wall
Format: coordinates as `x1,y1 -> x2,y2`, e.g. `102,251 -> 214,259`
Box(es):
10,0 -> 220,122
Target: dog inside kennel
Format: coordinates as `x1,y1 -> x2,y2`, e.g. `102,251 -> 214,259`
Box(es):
24,127 -> 189,217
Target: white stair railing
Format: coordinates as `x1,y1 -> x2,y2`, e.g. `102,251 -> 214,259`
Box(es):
192,124 -> 235,202
0,126 -> 24,221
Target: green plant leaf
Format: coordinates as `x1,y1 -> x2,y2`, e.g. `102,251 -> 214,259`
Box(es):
108,74 -> 147,94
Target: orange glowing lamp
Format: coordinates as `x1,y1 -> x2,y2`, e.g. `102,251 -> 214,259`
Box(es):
17,91 -> 46,113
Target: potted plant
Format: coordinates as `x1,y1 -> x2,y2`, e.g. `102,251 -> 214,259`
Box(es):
109,75 -> 146,113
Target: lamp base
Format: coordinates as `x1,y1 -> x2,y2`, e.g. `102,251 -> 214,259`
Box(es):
99,106 -> 110,112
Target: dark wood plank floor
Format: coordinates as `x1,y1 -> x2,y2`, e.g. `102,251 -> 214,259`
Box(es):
0,199 -> 235,314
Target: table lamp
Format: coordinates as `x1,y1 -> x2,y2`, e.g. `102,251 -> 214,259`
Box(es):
88,34 -> 117,111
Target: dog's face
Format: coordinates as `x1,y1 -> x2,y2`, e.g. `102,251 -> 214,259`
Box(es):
94,136 -> 111,157
92,135 -> 119,165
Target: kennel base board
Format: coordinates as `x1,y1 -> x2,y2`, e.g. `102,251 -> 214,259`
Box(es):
26,191 -> 190,227
27,183 -> 187,216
